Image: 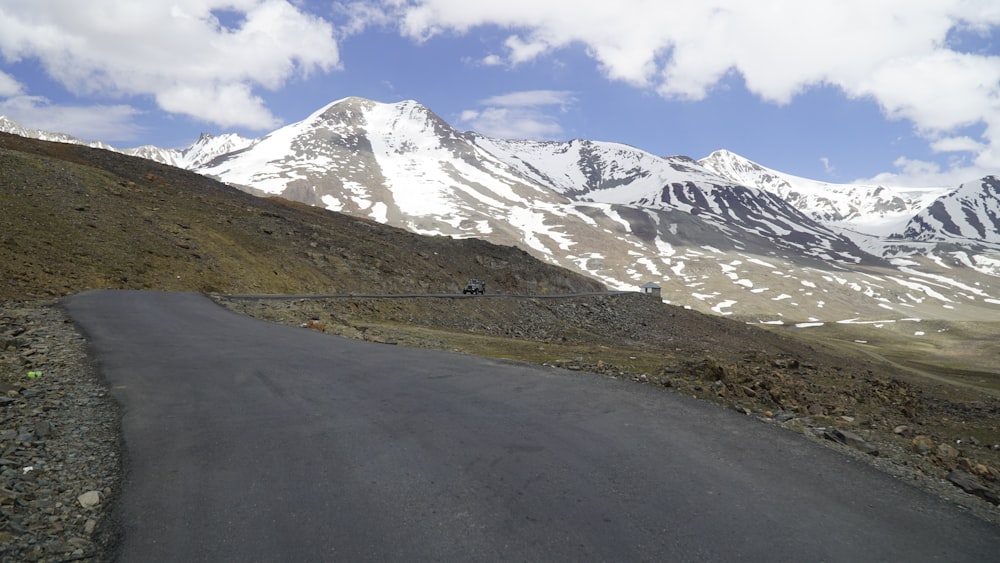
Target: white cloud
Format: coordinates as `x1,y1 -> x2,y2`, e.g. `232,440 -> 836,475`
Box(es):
864,157 -> 953,188
0,70 -> 22,96
481,54 -> 503,66
503,35 -> 553,65
377,0 -> 1000,186
820,157 -> 835,175
480,90 -> 574,108
334,0 -> 397,37
0,95 -> 140,141
459,90 -> 575,139
0,0 -> 340,130
931,136 -> 986,153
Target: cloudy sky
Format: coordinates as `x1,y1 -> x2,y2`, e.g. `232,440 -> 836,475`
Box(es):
1,1 -> 998,187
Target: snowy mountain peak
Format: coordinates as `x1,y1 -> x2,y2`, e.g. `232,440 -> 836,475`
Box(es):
0,115 -> 27,136
699,149 -> 951,230
180,132 -> 258,168
899,176 -> 1000,243
0,115 -> 112,149
700,150 -> 791,192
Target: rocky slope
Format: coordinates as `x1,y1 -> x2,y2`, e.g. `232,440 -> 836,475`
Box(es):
1,301 -> 119,562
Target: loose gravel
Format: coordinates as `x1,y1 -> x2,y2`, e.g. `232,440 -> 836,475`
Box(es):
1,300 -> 119,562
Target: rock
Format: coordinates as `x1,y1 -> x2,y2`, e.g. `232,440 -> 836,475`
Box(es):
34,420 -> 53,438
711,380 -> 725,395
773,357 -> 799,369
16,431 -> 37,442
912,435 -> 934,455
84,519 -> 97,535
773,411 -> 796,423
958,457 -> 976,473
893,425 -> 911,436
808,403 -> 825,416
936,443 -> 959,459
78,490 -> 101,508
947,471 -> 1000,506
824,428 -> 879,456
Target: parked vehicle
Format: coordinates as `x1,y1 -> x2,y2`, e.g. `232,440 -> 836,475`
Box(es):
463,279 -> 486,295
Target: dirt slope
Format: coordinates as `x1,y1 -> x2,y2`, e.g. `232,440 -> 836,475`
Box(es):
0,132 -> 603,299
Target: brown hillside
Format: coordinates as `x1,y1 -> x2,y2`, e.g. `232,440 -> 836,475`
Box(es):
0,132 -> 604,299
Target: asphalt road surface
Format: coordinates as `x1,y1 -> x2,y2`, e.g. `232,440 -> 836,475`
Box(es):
64,290 -> 1000,562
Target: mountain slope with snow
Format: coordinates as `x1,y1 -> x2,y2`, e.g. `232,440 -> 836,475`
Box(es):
4,101 -> 1000,322
699,149 -> 949,233
466,137 -> 869,264
189,98 -> 1000,321
900,176 -> 1000,244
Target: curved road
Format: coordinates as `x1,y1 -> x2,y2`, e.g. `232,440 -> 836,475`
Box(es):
219,290 -> 634,300
64,290 -> 999,561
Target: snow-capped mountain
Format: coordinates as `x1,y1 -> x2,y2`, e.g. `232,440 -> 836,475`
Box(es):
699,149 -> 949,233
0,115 -> 116,151
469,137 -> 869,264
4,100 -> 1000,322
122,133 -> 258,169
188,98 -> 999,321
198,99 -> 869,264
0,115 -> 256,170
899,176 -> 1000,244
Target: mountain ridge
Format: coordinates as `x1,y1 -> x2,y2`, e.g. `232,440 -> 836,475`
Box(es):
3,100 -> 999,322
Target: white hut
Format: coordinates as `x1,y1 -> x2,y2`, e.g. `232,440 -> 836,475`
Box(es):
640,282 -> 662,297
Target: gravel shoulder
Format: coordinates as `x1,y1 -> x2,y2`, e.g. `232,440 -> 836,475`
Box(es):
1,300 -> 120,562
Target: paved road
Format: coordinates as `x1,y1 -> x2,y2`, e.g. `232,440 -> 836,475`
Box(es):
64,290 -> 999,562
219,290 -> 634,300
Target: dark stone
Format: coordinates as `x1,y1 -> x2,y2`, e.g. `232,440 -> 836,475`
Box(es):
773,357 -> 800,369
947,471 -> 1000,506
824,428 -> 878,456
33,421 -> 52,438
773,411 -> 796,423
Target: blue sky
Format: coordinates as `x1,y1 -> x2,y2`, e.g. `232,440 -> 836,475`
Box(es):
1,1 -> 998,188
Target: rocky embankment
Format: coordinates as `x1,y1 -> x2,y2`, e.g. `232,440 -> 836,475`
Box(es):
1,301 -> 119,562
